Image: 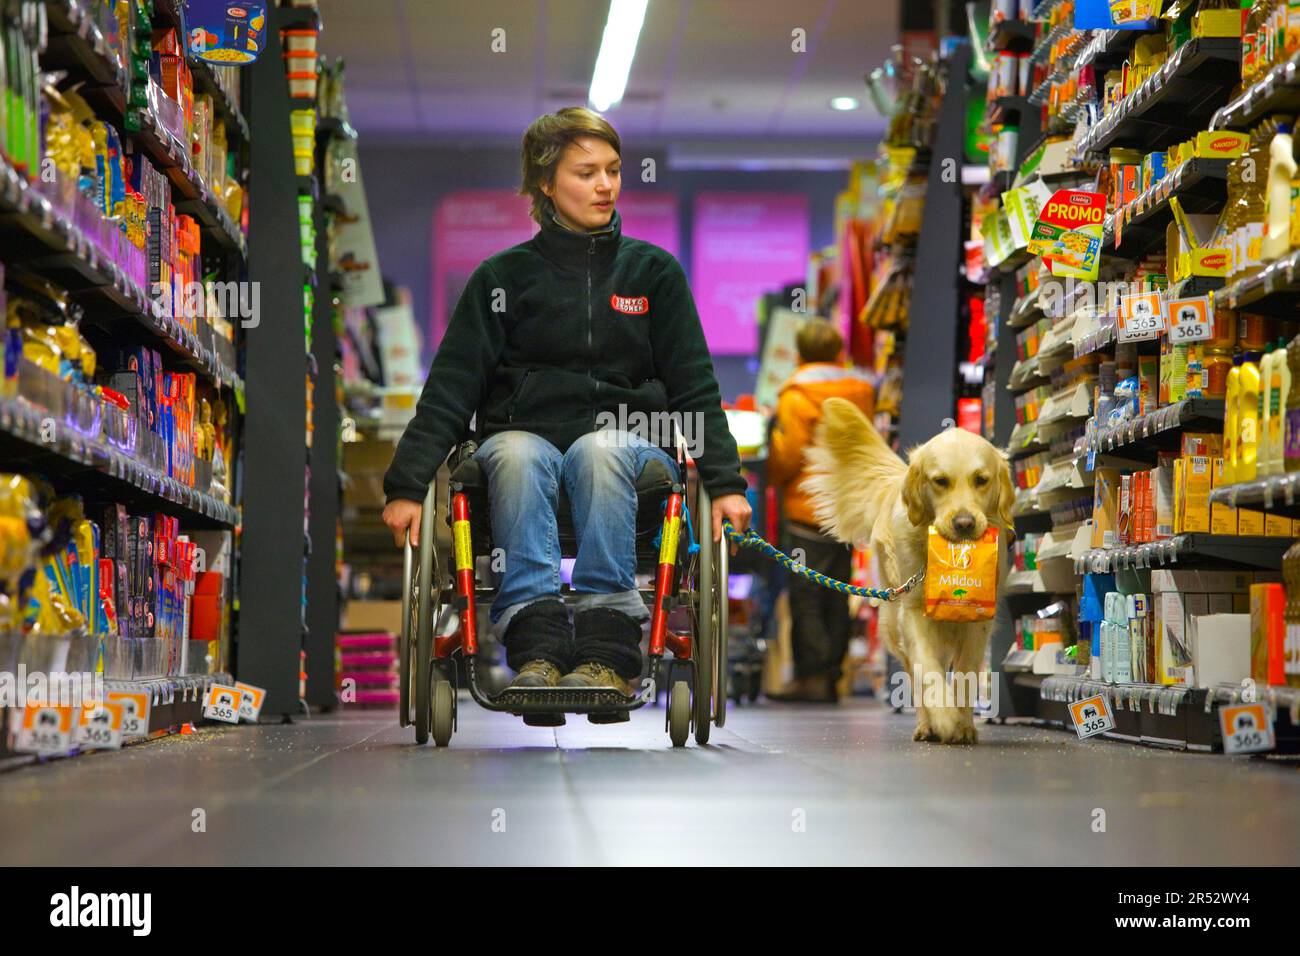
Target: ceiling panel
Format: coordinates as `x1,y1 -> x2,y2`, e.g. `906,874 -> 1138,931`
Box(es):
317,0 -> 897,145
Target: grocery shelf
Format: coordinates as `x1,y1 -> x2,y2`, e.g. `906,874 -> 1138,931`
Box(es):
995,245 -> 1036,273
0,157 -> 239,389
1073,21 -> 1159,72
1211,49 -> 1300,131
1210,472 -> 1300,520
1072,314 -> 1116,357
987,17 -> 1037,53
189,57 -> 251,144
1078,38 -> 1241,154
1216,248 -> 1300,316
1074,533 -> 1290,574
1009,354 -> 1049,392
44,0 -> 130,101
1008,285 -> 1044,327
0,390 -> 238,529
1035,676 -> 1220,751
1030,19 -> 1072,63
1102,157 -> 1230,257
1086,398 -> 1225,463
1007,420 -> 1048,458
988,95 -> 1036,127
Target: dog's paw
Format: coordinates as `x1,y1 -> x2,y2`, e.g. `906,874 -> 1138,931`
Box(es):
913,725 -> 940,742
942,723 -> 979,745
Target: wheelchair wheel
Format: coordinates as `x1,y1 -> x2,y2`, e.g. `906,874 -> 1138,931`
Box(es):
712,526 -> 729,729
399,539 -> 415,728
668,680 -> 690,747
693,483 -> 714,745
413,481 -> 441,746
432,680 -> 454,747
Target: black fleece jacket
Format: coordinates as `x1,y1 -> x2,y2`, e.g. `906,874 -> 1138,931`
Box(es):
383,208 -> 747,503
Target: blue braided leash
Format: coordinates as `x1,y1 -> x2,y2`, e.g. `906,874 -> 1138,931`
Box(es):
720,519 -> 924,601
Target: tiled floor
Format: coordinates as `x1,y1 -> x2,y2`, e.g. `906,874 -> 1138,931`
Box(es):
3,698 -> 1298,865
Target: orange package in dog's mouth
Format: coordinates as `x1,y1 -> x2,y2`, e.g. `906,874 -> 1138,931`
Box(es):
923,526 -> 999,622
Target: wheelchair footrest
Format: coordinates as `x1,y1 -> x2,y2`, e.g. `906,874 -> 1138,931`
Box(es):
494,686 -> 636,714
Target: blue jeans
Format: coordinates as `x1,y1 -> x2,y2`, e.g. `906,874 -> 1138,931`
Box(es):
474,429 -> 678,641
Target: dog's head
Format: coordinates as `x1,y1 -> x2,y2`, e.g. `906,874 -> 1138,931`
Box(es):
902,427 -> 1014,541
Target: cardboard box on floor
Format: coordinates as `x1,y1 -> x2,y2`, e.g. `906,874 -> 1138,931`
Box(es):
343,600 -> 404,635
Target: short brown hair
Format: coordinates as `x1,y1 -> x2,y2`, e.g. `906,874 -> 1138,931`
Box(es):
795,318 -> 843,363
519,107 -> 622,224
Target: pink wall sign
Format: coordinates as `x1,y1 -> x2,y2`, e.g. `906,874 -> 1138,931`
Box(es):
431,190 -> 535,343
691,193 -> 810,355
617,192 -> 680,259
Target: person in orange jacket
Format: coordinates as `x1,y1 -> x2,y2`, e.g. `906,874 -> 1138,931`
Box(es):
766,318 -> 875,703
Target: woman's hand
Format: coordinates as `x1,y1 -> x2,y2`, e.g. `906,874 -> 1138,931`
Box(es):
383,499 -> 423,548
711,493 -> 752,547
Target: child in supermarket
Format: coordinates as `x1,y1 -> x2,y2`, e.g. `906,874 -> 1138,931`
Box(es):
381,107 -> 752,695
766,318 -> 875,703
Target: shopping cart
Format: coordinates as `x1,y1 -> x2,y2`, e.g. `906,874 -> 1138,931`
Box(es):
398,438 -> 729,748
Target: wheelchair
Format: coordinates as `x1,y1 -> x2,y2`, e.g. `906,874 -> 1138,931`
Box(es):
398,435 -> 730,748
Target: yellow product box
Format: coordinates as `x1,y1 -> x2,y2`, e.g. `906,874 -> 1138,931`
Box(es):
1093,467 -> 1122,548
1266,513 -> 1292,537
1193,8 -> 1244,37
1173,458 -> 1184,533
1178,248 -> 1232,278
1181,455 -> 1211,533
1291,179 -> 1300,248
1239,508 -> 1265,535
1210,457 -> 1238,534
1194,130 -> 1249,159
1182,432 -> 1222,458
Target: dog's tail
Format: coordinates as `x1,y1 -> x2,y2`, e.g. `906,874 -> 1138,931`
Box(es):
800,397 -> 907,546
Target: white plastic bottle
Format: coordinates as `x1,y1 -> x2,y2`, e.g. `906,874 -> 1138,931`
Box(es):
1263,119 -> 1297,262
1267,336 -> 1293,475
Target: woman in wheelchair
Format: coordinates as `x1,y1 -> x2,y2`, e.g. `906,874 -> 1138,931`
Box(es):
381,107 -> 751,700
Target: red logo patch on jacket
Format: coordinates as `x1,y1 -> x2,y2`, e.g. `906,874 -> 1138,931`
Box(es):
610,294 -> 649,315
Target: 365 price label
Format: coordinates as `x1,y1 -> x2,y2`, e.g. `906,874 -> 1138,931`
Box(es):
74,702 -> 125,751
1117,291 -> 1166,342
1219,702 -> 1275,754
1069,694 -> 1115,739
1166,294 -> 1213,343
235,682 -> 266,723
107,690 -> 151,739
203,684 -> 245,724
16,705 -> 75,755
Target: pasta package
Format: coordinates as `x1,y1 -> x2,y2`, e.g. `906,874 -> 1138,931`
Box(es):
924,526 -> 1000,622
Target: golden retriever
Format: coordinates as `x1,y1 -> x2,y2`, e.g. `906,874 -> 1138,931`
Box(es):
802,398 -> 1014,744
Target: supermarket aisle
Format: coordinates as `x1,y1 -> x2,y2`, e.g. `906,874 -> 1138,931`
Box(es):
3,700 -> 1298,866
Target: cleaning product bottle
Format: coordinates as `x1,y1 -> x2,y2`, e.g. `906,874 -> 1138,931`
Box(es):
1225,354 -> 1243,483
1268,337 -> 1292,474
1241,121 -> 1273,278
1263,118 -> 1297,262
1240,350 -> 1264,481
1260,341 -> 1277,474
1286,336 -> 1300,471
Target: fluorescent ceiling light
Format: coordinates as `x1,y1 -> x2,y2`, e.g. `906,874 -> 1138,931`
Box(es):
589,0 -> 649,111
829,96 -> 860,111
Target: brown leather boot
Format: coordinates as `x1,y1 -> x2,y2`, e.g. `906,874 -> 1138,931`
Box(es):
766,674 -> 838,704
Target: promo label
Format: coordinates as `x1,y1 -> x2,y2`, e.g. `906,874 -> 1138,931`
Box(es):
657,515 -> 681,566
1068,694 -> 1115,739
1219,702 -> 1275,754
1117,291 -> 1166,342
107,690 -> 152,739
1166,294 -> 1213,343
203,684 -> 245,724
234,682 -> 266,723
1028,189 -> 1105,281
452,519 -> 473,572
74,701 -> 125,750
16,705 -> 76,755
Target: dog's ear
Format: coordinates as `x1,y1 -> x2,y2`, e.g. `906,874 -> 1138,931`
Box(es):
901,451 -> 932,527
995,453 -> 1015,530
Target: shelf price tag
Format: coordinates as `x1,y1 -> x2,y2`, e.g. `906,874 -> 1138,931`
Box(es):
108,690 -> 152,739
234,682 -> 266,723
16,704 -> 75,755
1219,702 -> 1275,754
1069,694 -> 1115,738
203,684 -> 245,724
1117,290 -> 1165,341
74,701 -> 125,751
1167,294 -> 1213,342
